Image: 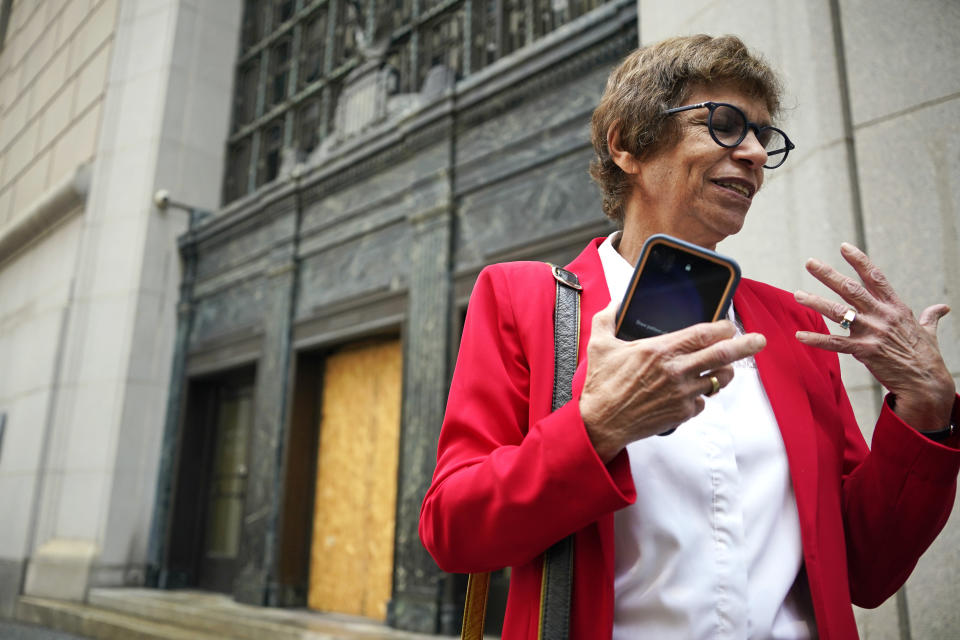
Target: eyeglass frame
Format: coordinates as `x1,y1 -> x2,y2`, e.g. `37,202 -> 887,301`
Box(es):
662,101 -> 795,169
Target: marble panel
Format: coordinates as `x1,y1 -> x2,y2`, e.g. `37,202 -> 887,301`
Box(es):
235,263 -> 295,605
126,290 -> 176,384
0,187 -> 11,227
455,113 -> 593,197
639,1 -> 848,153
135,210 -> 187,300
392,211 -> 451,631
840,0 -> 960,126
53,470 -> 108,539
49,101 -> 99,186
843,384 -> 882,443
86,218 -> 148,297
0,557 -> 26,619
296,220 -> 413,318
904,485 -> 960,639
454,149 -> 603,270
56,0 -> 92,51
455,65 -> 608,170
0,390 -> 53,475
72,39 -> 111,117
0,94 -> 31,165
301,144 -> 448,234
109,71 -> 165,152
31,45 -> 69,116
66,0 -> 117,74
0,472 -> 37,556
853,596 -> 902,640
165,81 -> 234,161
6,119 -> 40,186
21,20 -> 57,96
162,147 -> 225,214
189,276 -> 268,347
70,296 -> 134,385
120,2 -> 174,78
7,306 -> 62,396
195,213 -> 294,282
101,414 -> 160,567
298,183 -> 424,260
854,98 -> 960,375
37,75 -> 74,151
11,150 -> 52,221
60,381 -> 123,473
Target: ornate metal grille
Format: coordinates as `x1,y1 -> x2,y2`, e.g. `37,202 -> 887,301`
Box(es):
223,0 -> 613,204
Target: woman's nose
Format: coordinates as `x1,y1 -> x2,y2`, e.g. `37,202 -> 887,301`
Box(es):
733,128 -> 769,167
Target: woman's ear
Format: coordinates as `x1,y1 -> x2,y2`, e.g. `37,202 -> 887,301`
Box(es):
607,122 -> 641,175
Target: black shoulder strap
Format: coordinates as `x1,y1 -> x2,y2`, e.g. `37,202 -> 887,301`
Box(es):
460,264 -> 581,640
540,263 -> 581,640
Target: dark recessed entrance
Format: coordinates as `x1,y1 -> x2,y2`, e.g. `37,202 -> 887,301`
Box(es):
165,365 -> 256,593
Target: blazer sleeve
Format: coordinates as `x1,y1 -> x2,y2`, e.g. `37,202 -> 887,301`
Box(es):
419,265 -> 634,573
814,311 -> 960,607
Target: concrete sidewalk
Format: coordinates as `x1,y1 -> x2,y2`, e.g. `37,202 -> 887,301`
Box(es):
14,589 -> 460,640
0,620 -> 90,639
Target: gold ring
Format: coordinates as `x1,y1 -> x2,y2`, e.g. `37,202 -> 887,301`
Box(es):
706,375 -> 720,397
839,308 -> 857,330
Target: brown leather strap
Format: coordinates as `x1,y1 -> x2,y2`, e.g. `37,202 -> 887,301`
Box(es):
461,571 -> 490,640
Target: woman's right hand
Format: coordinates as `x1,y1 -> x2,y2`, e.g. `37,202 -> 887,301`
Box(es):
580,301 -> 767,462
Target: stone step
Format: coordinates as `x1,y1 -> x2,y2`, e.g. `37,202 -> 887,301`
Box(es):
86,588 -> 448,640
15,596 -> 226,640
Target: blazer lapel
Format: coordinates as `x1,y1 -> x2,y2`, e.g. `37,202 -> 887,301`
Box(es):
735,281 -> 819,537
566,239 -> 612,388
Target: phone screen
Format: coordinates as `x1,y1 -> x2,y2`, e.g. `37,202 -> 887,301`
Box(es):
616,236 -> 739,341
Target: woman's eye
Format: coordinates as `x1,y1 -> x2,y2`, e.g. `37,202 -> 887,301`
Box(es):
711,118 -> 736,133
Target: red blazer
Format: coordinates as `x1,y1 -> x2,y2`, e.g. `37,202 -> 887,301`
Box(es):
420,238 -> 960,639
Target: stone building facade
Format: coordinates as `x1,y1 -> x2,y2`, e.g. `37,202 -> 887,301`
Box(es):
0,0 -> 957,637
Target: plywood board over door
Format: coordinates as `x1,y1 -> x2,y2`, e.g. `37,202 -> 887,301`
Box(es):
308,338 -> 403,621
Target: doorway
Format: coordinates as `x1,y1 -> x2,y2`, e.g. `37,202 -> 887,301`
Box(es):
165,366 -> 255,592
307,338 -> 403,621
197,383 -> 253,592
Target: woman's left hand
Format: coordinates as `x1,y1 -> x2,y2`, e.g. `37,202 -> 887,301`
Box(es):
794,242 -> 955,433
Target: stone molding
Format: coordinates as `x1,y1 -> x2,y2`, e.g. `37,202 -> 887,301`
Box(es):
0,163 -> 91,267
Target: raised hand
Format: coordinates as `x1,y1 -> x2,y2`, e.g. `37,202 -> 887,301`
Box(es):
580,300 -> 767,462
794,243 -> 955,432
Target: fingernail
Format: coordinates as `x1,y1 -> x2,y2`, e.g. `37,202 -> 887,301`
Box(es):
794,289 -> 806,300
807,258 -> 821,269
841,242 -> 858,252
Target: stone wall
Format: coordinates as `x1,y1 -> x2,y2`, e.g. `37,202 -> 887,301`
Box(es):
0,0 -> 116,231
162,1 -> 636,631
0,0 -> 243,616
638,1 -> 960,637
0,0 -> 119,618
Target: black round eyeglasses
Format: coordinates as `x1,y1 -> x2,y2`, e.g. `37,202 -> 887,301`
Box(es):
663,101 -> 795,169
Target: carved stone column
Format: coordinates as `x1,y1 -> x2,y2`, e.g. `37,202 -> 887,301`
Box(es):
234,205 -> 300,606
390,202 -> 455,632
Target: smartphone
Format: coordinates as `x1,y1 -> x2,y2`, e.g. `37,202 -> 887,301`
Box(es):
615,234 -> 741,341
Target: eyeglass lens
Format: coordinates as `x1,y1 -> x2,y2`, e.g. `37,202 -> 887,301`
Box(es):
709,104 -> 788,166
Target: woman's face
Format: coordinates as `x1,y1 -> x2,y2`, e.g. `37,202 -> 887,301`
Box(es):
630,83 -> 771,250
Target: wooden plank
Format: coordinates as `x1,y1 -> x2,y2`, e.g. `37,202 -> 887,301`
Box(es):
308,339 -> 402,620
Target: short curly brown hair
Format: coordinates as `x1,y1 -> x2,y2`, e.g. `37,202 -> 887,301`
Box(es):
589,35 -> 784,225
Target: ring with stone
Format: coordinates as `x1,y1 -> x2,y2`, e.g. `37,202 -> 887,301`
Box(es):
839,308 -> 857,330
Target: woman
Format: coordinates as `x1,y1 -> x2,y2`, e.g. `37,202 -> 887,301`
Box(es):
419,35 -> 959,639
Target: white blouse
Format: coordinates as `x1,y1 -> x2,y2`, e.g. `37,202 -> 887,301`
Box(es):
599,234 -> 817,639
